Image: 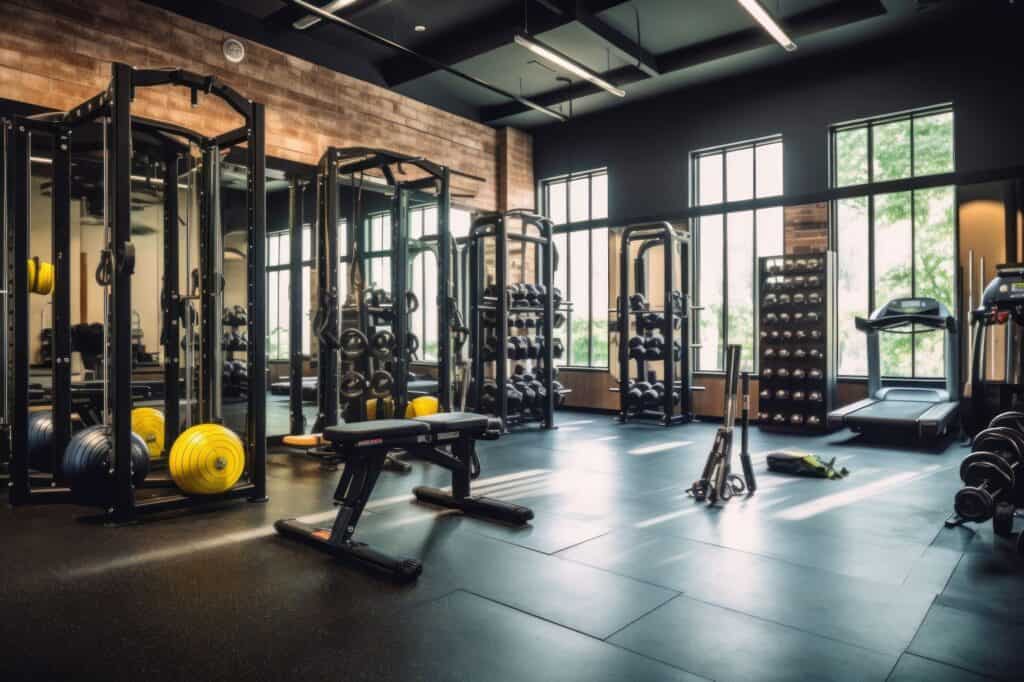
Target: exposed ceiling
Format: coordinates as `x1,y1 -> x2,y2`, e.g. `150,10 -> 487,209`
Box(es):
143,0 -> 970,129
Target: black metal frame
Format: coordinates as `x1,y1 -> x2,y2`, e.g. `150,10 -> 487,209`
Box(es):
287,178 -> 309,437
2,64 -> 267,520
467,210 -> 560,430
616,222 -> 695,426
305,147 -> 453,434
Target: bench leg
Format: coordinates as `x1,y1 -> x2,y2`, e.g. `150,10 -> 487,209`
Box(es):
275,446 -> 423,582
413,440 -> 534,526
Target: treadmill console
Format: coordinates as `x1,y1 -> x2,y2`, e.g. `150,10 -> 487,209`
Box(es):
882,298 -> 940,317
982,265 -> 1024,305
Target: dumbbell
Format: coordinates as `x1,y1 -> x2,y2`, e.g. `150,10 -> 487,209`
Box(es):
772,413 -> 786,424
793,312 -> 805,322
528,380 -> 547,407
507,336 -> 526,360
625,380 -> 643,410
778,349 -> 791,359
525,336 -> 539,359
794,276 -> 806,288
762,368 -> 774,379
789,414 -> 805,426
764,313 -> 778,325
233,305 -> 247,326
808,391 -> 823,402
552,338 -> 565,359
644,335 -> 665,360
223,307 -> 237,327
628,336 -> 646,359
792,369 -> 806,380
759,388 -> 771,400
551,380 -> 567,408
808,369 -> 824,380
641,383 -> 661,408
778,294 -> 792,305
639,312 -> 665,332
758,411 -> 771,422
808,292 -> 822,304
775,389 -> 790,400
629,293 -> 647,311
507,384 -> 524,413
794,349 -> 807,360
792,391 -> 806,401
779,313 -> 791,323
807,415 -> 822,426
777,368 -> 790,379
955,426 -> 1023,525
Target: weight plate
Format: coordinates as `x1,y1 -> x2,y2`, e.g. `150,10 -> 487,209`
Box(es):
962,460 -> 1013,492
370,330 -> 395,360
954,484 -> 995,522
960,450 -> 1014,486
339,328 -> 368,360
989,411 -> 1024,433
131,407 -> 166,459
972,427 -> 1024,466
169,424 -> 245,495
369,370 -> 394,398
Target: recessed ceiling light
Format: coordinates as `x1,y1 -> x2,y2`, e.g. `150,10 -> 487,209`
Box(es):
414,25 -> 427,32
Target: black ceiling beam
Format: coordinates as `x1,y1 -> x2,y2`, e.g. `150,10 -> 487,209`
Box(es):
263,0 -> 390,34
378,0 -> 632,87
567,3 -> 660,77
481,0 -> 887,123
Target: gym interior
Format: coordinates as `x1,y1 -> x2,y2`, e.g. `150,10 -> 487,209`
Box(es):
1,1 -> 1022,681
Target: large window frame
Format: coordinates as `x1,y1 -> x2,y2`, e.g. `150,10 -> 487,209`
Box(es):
541,168 -> 609,369
829,104 -> 956,380
267,228 -> 313,361
690,135 -> 785,373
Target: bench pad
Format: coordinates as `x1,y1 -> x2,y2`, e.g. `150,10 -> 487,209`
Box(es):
413,412 -> 491,435
323,419 -> 429,444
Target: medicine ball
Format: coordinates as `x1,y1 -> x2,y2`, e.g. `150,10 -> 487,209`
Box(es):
63,426 -> 150,507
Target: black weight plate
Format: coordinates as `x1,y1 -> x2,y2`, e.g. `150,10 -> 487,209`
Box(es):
960,451 -> 1014,484
339,328 -> 368,360
954,484 -> 995,522
370,330 -> 395,360
962,460 -> 1013,492
339,371 -> 367,399
972,427 -> 1024,466
989,410 -> 1024,432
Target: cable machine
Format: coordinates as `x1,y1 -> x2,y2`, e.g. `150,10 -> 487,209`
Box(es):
2,63 -> 267,521
301,147 -> 454,435
615,222 -> 695,426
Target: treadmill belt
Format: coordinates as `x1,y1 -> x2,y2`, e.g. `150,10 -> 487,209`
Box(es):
845,400 -> 934,428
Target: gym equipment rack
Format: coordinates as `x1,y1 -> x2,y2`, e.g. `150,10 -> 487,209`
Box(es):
2,63 -> 267,520
305,147 -> 454,434
467,211 -> 565,430
757,252 -> 837,432
615,222 -> 696,426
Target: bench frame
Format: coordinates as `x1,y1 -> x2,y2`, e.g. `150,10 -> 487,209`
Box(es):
275,419 -> 533,582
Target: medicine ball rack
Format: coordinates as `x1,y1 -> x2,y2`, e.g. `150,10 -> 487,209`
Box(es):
2,63 -> 267,521
756,252 -> 837,433
305,147 -> 454,435
467,211 -> 566,430
614,222 -> 696,426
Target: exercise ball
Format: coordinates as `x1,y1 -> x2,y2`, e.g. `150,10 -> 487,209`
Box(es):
62,426 -> 150,506
131,407 -> 165,459
27,410 -> 56,473
406,396 -> 440,417
169,424 -> 245,495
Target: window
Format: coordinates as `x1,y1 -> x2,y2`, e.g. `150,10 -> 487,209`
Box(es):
831,106 -> 955,378
543,169 -> 609,368
365,211 -> 392,294
832,106 -> 954,188
407,205 -> 473,363
267,228 -> 313,361
692,137 -> 785,372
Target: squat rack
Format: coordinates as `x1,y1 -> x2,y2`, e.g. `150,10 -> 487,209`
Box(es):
616,222 -> 696,426
303,147 -> 454,433
2,64 -> 267,520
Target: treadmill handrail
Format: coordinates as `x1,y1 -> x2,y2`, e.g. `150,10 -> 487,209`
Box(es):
855,313 -> 956,333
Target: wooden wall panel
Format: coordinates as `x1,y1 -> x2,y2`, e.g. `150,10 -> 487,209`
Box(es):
0,0 -> 535,211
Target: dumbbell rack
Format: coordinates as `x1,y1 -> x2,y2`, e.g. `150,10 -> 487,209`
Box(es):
468,211 -> 566,430
222,312 -> 247,399
757,252 -> 837,433
614,223 -> 695,426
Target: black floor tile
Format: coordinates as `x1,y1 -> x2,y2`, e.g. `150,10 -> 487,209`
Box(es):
908,604 -> 1024,682
609,594 -> 897,682
887,654 -> 995,682
295,590 -> 707,682
561,529 -> 936,654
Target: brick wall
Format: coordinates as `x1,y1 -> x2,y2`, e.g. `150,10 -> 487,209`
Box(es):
0,0 -> 534,211
784,203 -> 829,254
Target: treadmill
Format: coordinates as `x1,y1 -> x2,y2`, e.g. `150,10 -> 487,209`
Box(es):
828,297 -> 959,445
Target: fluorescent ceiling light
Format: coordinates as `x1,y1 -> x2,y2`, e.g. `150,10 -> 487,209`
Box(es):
294,0 -> 357,30
736,0 -> 797,52
514,33 -> 625,98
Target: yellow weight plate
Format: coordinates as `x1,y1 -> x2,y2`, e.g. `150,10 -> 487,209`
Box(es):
131,407 -> 165,459
366,398 -> 396,420
169,424 -> 245,495
407,395 -> 440,417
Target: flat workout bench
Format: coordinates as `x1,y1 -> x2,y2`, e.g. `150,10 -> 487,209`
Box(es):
274,412 -> 534,582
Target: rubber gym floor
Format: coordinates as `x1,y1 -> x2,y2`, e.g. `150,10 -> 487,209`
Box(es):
1,411 -> 1021,682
